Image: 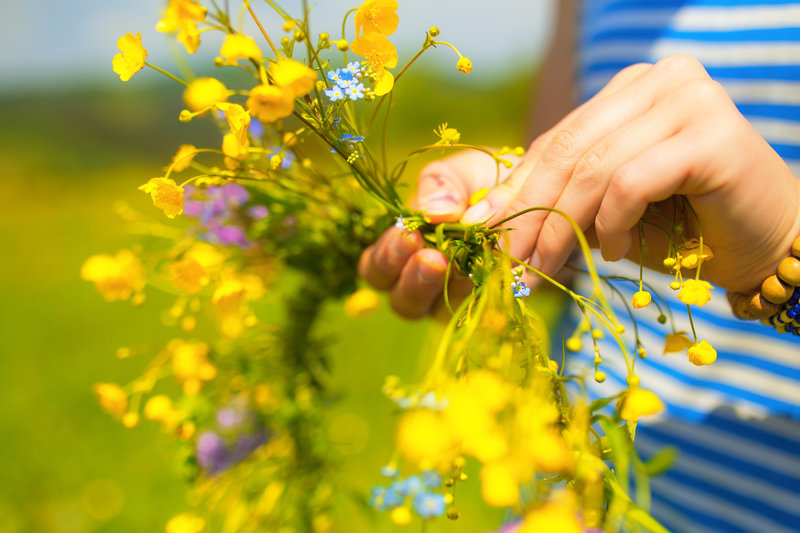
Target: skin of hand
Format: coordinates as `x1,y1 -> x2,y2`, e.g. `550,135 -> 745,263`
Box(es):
360,54 -> 800,318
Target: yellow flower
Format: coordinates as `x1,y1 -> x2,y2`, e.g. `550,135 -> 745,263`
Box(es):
663,331 -> 693,354
122,413 -> 140,428
183,77 -> 229,112
396,410 -> 456,470
565,337 -> 582,351
170,340 -> 216,395
112,33 -> 147,82
527,430 -> 573,473
156,0 -> 207,54
480,460 -> 519,507
219,34 -> 262,64
390,507 -> 411,526
216,102 -> 251,146
246,84 -> 295,123
678,279 -> 714,306
519,501 -> 583,533
344,288 -> 380,318
222,132 -> 249,169
620,388 -> 664,421
81,250 -> 145,301
92,383 -> 128,419
139,177 -> 184,218
434,123 -> 461,146
143,394 -> 174,422
687,340 -> 717,366
631,290 -> 652,309
170,257 -> 209,294
456,57 -> 472,74
169,144 -> 197,172
350,33 -> 398,96
354,0 -> 399,37
678,238 -> 715,269
212,272 -> 265,338
269,58 -> 317,99
185,242 -> 227,270
165,513 -> 206,533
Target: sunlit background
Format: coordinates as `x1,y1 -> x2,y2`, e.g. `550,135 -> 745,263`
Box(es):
0,1 -> 556,531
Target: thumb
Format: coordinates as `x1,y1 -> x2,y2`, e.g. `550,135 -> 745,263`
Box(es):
414,150 -> 522,224
412,159 -> 472,224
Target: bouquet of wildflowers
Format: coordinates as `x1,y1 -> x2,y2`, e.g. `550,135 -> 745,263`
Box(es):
85,1 -> 720,531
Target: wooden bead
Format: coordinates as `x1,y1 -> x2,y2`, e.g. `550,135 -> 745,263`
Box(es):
778,256 -> 800,286
727,291 -> 755,320
761,274 -> 793,304
793,235 -> 800,258
745,292 -> 782,319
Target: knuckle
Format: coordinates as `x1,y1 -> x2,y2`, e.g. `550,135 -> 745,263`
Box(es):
681,78 -> 726,103
612,62 -> 652,82
543,129 -> 580,165
655,54 -> 706,77
571,148 -> 606,192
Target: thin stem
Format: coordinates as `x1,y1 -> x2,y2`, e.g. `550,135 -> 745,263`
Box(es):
144,62 -> 188,87
243,0 -> 280,57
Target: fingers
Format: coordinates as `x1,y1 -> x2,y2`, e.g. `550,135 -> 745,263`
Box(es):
459,62 -> 654,228
531,97 -> 691,275
358,226 -> 424,290
414,151 -> 519,224
595,132 -> 701,261
389,249 -> 450,319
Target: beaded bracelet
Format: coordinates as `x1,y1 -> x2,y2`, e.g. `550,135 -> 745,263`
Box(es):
727,235 -> 800,336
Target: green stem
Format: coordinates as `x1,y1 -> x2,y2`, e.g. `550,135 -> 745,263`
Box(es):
144,62 -> 188,87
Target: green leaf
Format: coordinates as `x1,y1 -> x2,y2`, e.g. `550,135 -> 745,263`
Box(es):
643,446 -> 678,476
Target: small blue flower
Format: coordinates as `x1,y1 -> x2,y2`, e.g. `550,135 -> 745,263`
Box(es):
380,465 -> 399,478
370,486 -> 389,511
330,117 -> 341,130
345,61 -> 362,76
403,475 -> 423,495
248,118 -> 264,138
340,133 -> 365,143
325,86 -> 345,102
395,216 -> 406,229
421,470 -> 442,488
412,492 -> 446,519
512,281 -> 530,298
384,482 -> 407,508
346,82 -> 366,101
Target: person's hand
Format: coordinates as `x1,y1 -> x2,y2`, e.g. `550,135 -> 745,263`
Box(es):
458,54 -> 800,294
357,151 -> 518,318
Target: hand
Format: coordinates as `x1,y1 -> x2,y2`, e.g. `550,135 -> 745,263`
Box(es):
357,151 -> 519,318
459,54 -> 800,293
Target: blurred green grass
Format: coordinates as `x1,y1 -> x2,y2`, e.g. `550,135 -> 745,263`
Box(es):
0,69 -> 564,533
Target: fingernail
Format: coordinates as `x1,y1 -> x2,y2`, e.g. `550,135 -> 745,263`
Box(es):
388,230 -> 417,260
417,255 -> 447,283
421,193 -> 459,216
529,250 -> 543,271
460,199 -> 491,225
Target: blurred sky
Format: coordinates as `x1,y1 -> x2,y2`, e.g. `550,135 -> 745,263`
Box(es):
0,0 -> 554,93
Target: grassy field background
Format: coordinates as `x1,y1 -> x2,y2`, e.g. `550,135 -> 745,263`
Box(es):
0,69 -> 566,532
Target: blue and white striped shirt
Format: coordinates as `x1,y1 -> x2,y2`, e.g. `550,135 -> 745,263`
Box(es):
570,1 -> 800,531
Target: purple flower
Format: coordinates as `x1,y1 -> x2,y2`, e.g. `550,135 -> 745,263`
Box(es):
210,225 -> 250,246
196,431 -> 229,475
248,205 -> 269,220
229,431 -> 268,463
222,183 -> 250,206
216,406 -> 248,431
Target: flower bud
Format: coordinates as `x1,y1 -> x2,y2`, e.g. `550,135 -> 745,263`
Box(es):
429,26 -> 440,37
456,57 -> 472,74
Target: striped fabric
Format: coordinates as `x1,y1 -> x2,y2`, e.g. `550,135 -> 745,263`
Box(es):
568,1 -> 800,530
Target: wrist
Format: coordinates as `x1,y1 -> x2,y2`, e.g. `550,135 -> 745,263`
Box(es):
728,234 -> 800,335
